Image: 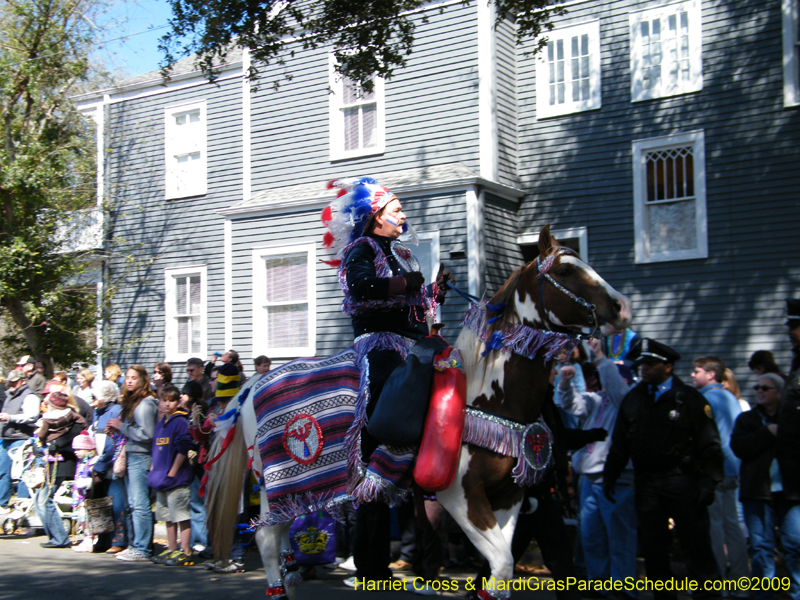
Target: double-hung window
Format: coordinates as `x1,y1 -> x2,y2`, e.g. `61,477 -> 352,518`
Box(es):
630,1 -> 702,102
329,56 -> 385,160
165,102 -> 207,199
252,244 -> 316,358
165,266 -> 207,361
632,131 -> 707,263
537,21 -> 602,118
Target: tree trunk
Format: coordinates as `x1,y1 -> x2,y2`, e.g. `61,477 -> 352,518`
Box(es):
1,297 -> 54,377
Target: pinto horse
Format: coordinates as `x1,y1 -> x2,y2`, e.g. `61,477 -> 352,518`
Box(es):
207,225 -> 631,599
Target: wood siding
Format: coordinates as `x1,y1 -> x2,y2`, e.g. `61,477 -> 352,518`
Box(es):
249,3 -> 481,193
516,0 -> 800,378
104,78 -> 242,368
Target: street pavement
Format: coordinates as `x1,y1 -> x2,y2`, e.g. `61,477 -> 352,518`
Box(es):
0,532 -> 559,600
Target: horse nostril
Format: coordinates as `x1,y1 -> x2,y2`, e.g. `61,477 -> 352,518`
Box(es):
614,301 -> 622,315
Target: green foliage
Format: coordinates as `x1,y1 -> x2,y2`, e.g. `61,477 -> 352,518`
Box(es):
159,0 -> 564,91
0,0 -> 101,368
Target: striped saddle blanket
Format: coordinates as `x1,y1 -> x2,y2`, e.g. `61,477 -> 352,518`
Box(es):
253,348 -> 360,523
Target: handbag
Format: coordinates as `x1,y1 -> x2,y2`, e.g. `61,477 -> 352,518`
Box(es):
366,335 -> 450,446
20,466 -> 46,490
113,444 -> 127,477
84,496 -> 115,534
289,511 -> 337,566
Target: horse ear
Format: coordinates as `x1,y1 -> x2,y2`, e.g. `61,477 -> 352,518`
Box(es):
538,224 -> 560,256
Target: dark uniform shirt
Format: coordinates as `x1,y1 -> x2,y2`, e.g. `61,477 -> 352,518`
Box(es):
604,375 -> 724,490
344,234 -> 429,341
777,368 -> 800,501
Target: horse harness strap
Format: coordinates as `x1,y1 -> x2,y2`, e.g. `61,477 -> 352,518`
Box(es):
536,250 -> 599,340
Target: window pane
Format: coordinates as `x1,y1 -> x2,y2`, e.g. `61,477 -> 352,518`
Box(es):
343,77 -> 359,104
645,146 -> 694,202
268,304 -> 309,348
189,276 -> 201,314
344,107 -> 359,151
648,200 -> 697,253
176,277 -> 187,314
265,255 -> 307,303
362,104 -> 377,148
191,316 -> 201,353
178,316 -> 189,354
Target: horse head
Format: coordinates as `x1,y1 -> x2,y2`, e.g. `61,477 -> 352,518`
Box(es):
493,225 -> 632,337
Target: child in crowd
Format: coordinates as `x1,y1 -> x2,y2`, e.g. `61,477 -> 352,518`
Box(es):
147,386 -> 194,566
71,431 -> 98,553
36,386 -> 86,445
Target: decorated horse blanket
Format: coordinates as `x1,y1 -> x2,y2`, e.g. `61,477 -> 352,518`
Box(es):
253,349 -> 360,524
252,344 -> 419,525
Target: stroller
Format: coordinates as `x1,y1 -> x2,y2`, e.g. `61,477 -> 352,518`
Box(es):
1,439 -> 75,536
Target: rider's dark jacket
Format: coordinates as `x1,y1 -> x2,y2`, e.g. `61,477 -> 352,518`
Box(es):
343,233 -> 430,341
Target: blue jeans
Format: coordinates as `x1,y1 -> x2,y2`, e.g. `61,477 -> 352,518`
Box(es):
0,439 -> 30,506
34,476 -> 69,546
580,476 -> 638,595
743,497 -> 800,600
125,452 -> 153,556
108,478 -> 131,548
189,473 -> 208,548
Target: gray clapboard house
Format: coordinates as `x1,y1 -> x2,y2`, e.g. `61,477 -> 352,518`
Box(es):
74,0 -> 800,381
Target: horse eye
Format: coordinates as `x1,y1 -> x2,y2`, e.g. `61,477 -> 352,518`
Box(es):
557,267 -> 571,276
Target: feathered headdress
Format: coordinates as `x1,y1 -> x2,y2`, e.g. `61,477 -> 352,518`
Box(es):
321,177 -> 407,267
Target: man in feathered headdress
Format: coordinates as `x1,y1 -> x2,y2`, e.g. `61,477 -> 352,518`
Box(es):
321,176 -> 454,585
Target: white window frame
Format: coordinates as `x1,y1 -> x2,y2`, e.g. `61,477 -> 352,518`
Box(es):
414,230 -> 442,321
164,101 -> 207,199
632,131 -> 708,263
164,265 -> 208,362
252,243 -> 317,359
783,0 -> 800,107
537,21 -> 602,119
629,0 -> 702,102
328,55 -> 386,161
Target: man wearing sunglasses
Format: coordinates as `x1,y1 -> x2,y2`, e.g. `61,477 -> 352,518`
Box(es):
604,338 -> 724,600
185,357 -> 214,402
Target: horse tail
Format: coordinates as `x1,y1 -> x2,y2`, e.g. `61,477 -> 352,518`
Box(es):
205,417 -> 248,563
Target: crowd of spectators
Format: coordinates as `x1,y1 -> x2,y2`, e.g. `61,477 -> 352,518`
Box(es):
1,297 -> 800,599
0,350 -> 271,572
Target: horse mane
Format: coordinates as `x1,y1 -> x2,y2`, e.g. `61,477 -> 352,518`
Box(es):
485,264 -> 526,336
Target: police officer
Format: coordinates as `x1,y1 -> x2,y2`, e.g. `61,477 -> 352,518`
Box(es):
603,339 -> 723,599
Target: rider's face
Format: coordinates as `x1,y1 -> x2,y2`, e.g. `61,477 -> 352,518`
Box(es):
373,199 -> 406,238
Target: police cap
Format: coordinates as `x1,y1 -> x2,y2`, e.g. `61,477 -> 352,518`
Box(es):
631,338 -> 681,365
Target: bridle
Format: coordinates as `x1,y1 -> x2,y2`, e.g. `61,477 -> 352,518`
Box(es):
535,248 -> 599,340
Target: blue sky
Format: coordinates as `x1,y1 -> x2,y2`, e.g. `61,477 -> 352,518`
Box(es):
96,0 -> 176,77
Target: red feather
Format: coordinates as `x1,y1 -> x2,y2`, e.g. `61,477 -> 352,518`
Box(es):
321,258 -> 341,268
321,206 -> 333,225
323,231 -> 335,248
326,179 -> 337,189
336,188 -> 347,198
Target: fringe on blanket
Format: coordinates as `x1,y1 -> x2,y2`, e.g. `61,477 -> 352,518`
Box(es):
343,332 -> 414,496
249,490 -> 353,529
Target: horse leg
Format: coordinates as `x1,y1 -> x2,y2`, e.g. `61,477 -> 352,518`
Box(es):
439,485 -> 520,598
246,405 -> 297,600
256,515 -> 295,599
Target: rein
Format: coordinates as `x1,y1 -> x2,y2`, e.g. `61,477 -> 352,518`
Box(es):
536,249 -> 599,340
